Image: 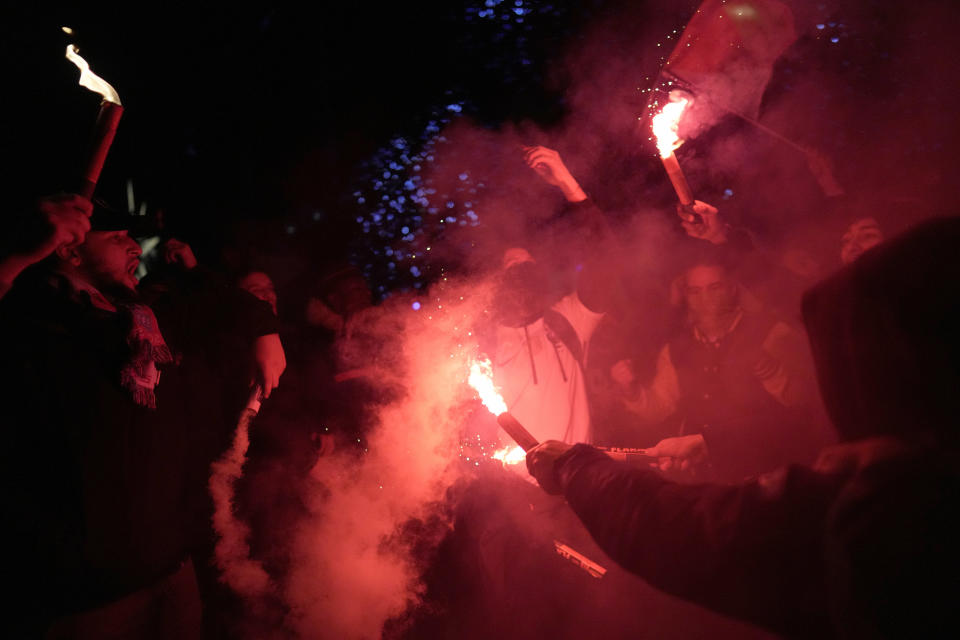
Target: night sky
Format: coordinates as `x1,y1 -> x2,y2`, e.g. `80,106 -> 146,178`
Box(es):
5,3 -> 584,229
5,1 -> 960,297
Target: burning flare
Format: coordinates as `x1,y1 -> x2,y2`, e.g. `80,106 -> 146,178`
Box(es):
65,42 -> 125,199
468,358 -> 539,451
468,358 -> 508,416
650,92 -> 695,207
651,96 -> 688,158
65,44 -> 121,105
492,445 -> 526,465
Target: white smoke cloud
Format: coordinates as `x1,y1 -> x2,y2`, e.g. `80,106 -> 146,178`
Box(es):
279,277 -> 496,639
209,404 -> 274,604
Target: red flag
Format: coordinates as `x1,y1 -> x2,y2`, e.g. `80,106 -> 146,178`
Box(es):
663,0 -> 796,120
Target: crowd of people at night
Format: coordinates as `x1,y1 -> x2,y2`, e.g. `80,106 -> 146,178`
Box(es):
0,109 -> 957,640
0,1 -> 960,624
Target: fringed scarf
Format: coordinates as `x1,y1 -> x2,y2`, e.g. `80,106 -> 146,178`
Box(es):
56,272 -> 176,409
119,303 -> 176,409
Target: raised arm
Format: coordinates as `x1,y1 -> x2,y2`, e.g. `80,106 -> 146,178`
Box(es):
522,145 -> 628,314
0,195 -> 92,299
523,145 -> 588,203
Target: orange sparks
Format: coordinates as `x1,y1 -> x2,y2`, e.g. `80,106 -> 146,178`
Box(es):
651,96 -> 688,158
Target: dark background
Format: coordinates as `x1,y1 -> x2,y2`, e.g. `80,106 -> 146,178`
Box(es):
5,1 -> 960,296
4,3 -> 585,238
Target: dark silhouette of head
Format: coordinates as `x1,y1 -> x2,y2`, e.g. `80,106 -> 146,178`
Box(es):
803,216 -> 960,443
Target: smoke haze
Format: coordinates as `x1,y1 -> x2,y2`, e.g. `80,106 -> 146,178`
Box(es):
218,1 -> 960,637
280,279 -> 496,639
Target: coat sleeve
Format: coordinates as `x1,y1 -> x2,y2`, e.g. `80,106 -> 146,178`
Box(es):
554,444 -> 845,637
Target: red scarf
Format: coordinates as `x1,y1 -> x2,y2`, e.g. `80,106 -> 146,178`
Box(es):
57,273 -> 175,409
119,302 -> 175,409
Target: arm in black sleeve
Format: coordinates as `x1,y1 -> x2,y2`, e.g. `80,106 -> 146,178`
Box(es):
220,282 -> 279,341
546,198 -> 629,314
143,264 -> 279,344
554,444 -> 845,637
700,421 -> 795,479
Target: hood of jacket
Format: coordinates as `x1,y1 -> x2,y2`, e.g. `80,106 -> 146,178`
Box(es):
802,216 -> 960,442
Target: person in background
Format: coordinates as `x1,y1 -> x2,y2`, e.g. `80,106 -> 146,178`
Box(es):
525,215 -> 960,639
237,269 -> 278,316
137,251 -> 286,640
235,266 -> 335,461
488,145 -> 627,445
305,264 -> 373,338
611,252 -> 822,481
299,264 -> 387,447
839,216 -> 884,265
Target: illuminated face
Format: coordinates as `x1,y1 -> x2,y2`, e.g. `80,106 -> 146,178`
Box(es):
684,264 -> 736,321
239,271 -> 278,315
840,218 -> 884,265
75,230 -> 142,292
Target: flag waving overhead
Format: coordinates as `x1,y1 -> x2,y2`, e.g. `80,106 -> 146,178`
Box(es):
663,0 -> 796,120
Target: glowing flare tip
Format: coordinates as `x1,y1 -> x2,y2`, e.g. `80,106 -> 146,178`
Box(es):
492,445 -> 526,465
651,97 -> 688,158
468,359 -> 508,416
65,44 -> 121,105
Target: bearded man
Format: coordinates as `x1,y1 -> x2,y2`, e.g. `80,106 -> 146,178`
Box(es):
0,196 -> 283,637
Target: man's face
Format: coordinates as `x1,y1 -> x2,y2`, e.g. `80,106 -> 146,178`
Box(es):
75,230 -> 142,293
684,264 -> 736,321
495,261 -> 549,327
840,217 -> 884,265
239,271 -> 278,315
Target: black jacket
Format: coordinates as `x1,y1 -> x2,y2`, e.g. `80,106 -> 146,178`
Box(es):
0,267 -> 277,630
